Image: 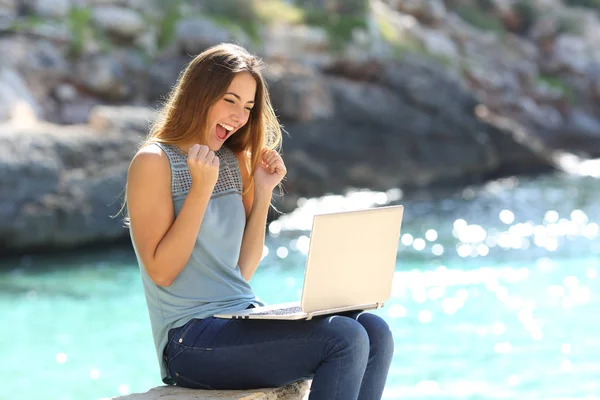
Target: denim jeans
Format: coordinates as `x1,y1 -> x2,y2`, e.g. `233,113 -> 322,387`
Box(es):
164,310 -> 394,400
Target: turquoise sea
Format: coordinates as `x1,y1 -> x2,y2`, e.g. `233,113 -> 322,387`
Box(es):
1,173 -> 599,400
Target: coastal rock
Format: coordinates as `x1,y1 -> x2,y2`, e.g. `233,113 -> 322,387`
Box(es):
0,122 -> 139,252
175,18 -> 249,56
418,28 -> 458,61
548,34 -> 591,74
91,6 -> 146,39
387,0 -> 447,26
76,54 -> 132,100
32,0 -> 71,19
0,67 -> 41,121
2,0 -> 600,253
109,381 -> 310,400
262,24 -> 332,68
264,64 -> 334,122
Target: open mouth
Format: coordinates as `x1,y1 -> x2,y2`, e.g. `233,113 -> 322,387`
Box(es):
216,122 -> 233,141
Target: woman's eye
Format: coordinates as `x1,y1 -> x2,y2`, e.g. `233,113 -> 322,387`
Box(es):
245,107 -> 253,111
225,99 -> 235,104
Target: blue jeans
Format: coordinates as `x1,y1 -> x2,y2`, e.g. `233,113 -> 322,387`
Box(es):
164,311 -> 394,400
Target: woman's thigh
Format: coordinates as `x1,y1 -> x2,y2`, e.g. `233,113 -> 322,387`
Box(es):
166,314 -> 369,390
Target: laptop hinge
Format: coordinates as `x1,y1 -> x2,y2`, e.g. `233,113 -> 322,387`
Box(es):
376,302 -> 385,309
306,312 -> 315,321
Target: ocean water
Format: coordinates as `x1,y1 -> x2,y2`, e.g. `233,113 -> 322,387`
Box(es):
1,173 -> 599,400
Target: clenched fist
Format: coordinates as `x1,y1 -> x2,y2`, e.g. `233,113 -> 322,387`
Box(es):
254,148 -> 287,193
188,144 -> 219,191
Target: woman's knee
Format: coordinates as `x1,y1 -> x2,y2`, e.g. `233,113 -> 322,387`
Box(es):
321,315 -> 370,360
355,313 -> 394,354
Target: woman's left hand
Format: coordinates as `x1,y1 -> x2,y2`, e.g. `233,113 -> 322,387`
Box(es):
254,148 -> 287,193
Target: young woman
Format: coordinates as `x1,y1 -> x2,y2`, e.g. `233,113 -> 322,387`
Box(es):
125,43 -> 394,400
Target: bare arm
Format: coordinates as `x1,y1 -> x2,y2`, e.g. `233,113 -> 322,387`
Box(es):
127,144 -> 217,287
238,187 -> 272,282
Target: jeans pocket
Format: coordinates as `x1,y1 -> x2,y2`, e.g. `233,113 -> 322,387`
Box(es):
173,371 -> 215,390
166,319 -> 202,363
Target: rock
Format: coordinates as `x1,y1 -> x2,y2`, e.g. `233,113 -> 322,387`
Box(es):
530,16 -> 559,44
276,54 -> 551,202
555,109 -> 600,156
0,121 -> 140,252
145,55 -> 190,103
0,0 -> 15,10
60,97 -> 100,125
264,64 -> 334,122
418,28 -> 458,61
109,381 -> 310,400
388,0 -> 447,26
32,0 -> 71,19
568,109 -> 600,139
262,24 -> 332,68
546,34 -> 591,74
91,5 -> 146,39
89,104 -> 156,133
28,21 -> 72,42
0,67 -> 41,121
54,83 -> 78,102
134,27 -> 158,57
175,18 -> 249,56
518,97 -> 564,131
76,54 -> 132,100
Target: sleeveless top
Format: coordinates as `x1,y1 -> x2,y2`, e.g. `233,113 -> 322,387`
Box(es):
129,142 -> 264,384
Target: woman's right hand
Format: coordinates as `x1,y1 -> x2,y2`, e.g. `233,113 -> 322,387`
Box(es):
188,144 -> 219,192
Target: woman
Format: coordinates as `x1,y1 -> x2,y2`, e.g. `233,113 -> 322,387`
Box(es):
125,43 -> 394,400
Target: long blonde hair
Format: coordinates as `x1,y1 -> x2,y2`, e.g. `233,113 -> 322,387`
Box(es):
148,43 -> 281,164
117,43 -> 283,222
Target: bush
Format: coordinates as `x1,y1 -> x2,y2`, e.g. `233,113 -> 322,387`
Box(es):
67,7 -> 92,57
156,1 -> 183,50
301,0 -> 369,50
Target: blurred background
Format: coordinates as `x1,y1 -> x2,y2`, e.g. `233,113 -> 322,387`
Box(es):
1,0 -> 599,399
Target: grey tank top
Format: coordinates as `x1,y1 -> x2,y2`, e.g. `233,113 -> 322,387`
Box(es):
129,142 -> 264,384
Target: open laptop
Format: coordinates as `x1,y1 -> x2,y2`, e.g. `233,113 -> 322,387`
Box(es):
214,205 -> 404,320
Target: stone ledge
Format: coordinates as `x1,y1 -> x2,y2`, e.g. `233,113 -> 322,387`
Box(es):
109,380 -> 311,400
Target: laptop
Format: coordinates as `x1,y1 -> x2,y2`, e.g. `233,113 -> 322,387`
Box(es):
214,205 -> 404,320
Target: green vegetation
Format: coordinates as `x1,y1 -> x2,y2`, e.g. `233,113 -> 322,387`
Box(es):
201,0 -> 304,45
303,10 -> 367,51
66,6 -> 92,57
453,2 -> 538,36
376,13 -> 423,59
538,75 -> 576,105
376,13 -> 453,66
8,15 -> 44,33
156,0 -> 183,51
455,5 -> 505,35
201,0 -> 368,50
302,0 -> 369,50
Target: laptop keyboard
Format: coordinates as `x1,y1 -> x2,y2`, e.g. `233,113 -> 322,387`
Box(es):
252,305 -> 303,316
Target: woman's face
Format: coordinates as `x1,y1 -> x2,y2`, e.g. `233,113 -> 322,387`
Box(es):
206,71 -> 257,151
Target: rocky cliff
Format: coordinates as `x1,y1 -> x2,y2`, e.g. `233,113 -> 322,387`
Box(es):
1,0 -> 599,253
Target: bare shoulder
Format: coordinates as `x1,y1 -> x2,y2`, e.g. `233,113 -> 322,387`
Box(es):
128,144 -> 170,181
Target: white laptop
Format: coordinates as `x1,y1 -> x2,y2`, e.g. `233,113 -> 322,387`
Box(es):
214,205 -> 404,320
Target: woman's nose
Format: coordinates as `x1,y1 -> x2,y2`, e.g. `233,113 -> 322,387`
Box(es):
230,107 -> 244,122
